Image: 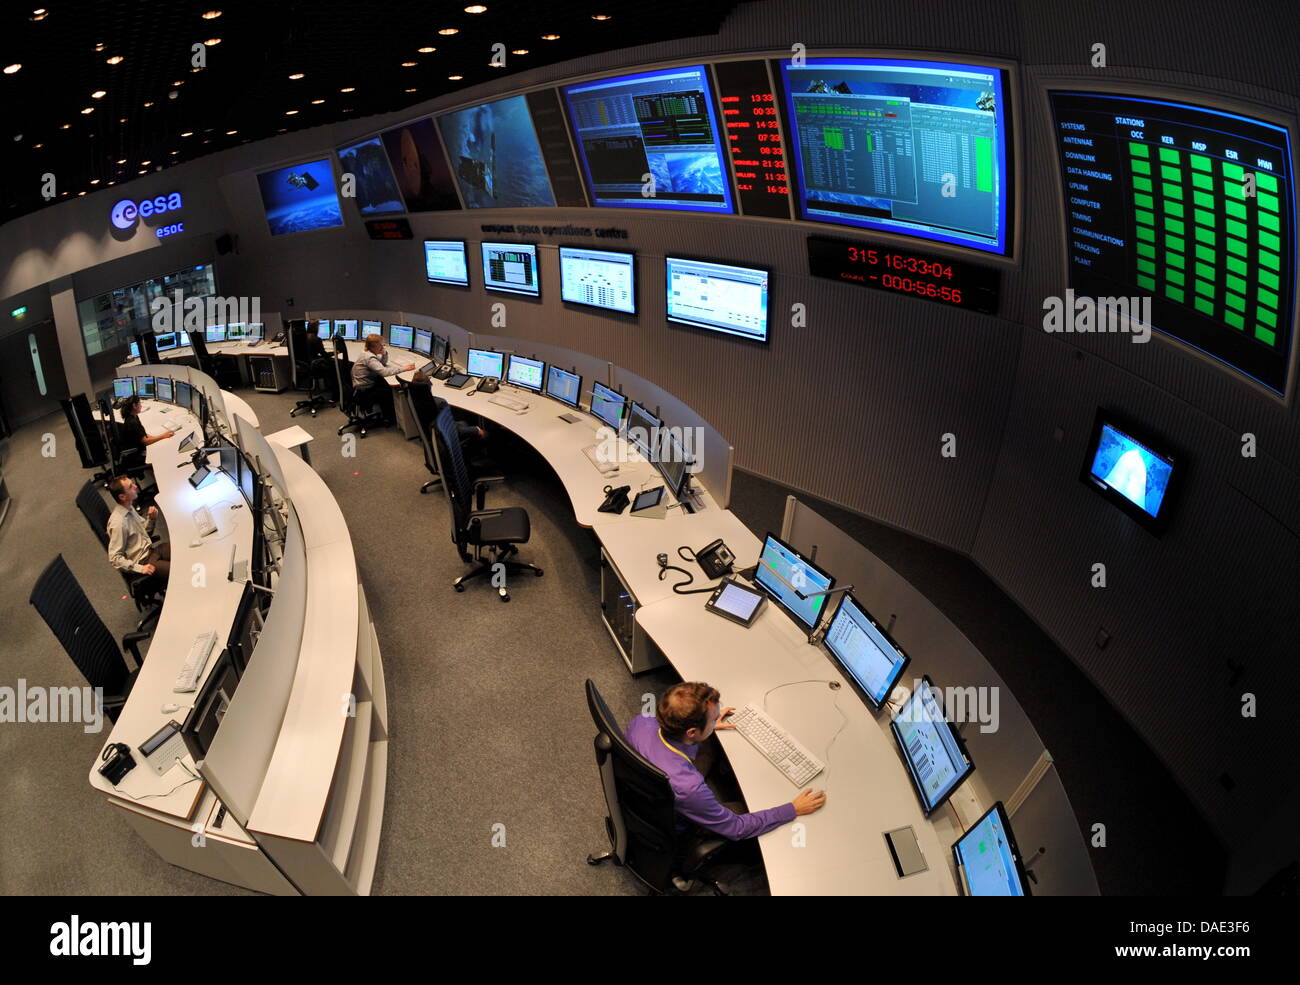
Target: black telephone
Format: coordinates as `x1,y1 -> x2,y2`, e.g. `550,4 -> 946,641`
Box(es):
477,377 -> 500,393
695,539 -> 735,579
433,363 -> 454,380
598,484 -> 631,514
270,331 -> 285,344
98,742 -> 136,784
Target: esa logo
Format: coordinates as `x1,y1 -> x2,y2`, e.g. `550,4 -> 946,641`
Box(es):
110,192 -> 184,231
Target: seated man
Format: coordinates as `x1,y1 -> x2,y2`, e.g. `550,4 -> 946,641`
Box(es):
410,370 -> 487,448
352,333 -> 415,426
625,681 -> 826,840
106,475 -> 170,586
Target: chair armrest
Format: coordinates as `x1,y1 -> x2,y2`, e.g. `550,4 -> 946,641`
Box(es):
472,477 -> 503,510
681,834 -> 730,876
121,631 -> 150,667
469,508 -> 505,521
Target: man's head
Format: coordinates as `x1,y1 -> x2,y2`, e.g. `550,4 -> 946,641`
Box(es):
108,476 -> 140,506
411,370 -> 429,384
364,333 -> 385,355
657,682 -> 722,745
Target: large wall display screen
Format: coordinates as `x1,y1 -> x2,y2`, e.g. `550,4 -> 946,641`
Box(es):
438,95 -> 557,209
256,159 -> 344,236
780,58 -> 1011,254
1049,91 -> 1295,396
336,136 -> 405,216
380,118 -> 461,212
563,66 -> 735,213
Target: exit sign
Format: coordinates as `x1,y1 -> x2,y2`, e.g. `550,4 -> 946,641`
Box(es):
10,306 -> 27,317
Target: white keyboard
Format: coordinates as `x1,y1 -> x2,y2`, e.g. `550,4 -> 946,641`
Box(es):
173,631 -> 219,693
731,703 -> 825,786
161,418 -> 182,431
489,393 -> 529,413
193,506 -> 217,537
582,443 -> 619,475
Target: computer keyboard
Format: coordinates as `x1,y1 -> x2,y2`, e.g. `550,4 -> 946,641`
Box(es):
193,505 -> 217,537
582,443 -> 619,475
161,418 -> 182,431
731,703 -> 825,786
173,631 -> 219,693
489,393 -> 529,413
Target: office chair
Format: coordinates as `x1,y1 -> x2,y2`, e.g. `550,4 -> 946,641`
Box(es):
98,397 -> 158,504
404,381 -> 499,494
583,679 -> 729,895
430,404 -> 542,601
29,555 -> 150,725
75,481 -> 164,633
190,333 -> 242,389
289,324 -> 335,418
333,336 -> 385,438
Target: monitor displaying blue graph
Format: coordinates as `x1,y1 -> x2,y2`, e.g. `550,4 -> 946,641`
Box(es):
753,533 -> 834,630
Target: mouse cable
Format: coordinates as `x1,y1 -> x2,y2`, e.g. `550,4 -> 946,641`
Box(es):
761,679 -> 849,767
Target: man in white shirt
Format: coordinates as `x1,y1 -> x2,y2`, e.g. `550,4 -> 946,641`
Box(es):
106,476 -> 170,583
351,334 -> 414,426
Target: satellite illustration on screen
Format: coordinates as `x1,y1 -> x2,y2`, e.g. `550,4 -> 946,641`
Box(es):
336,136 -> 405,215
380,118 -> 461,212
438,95 -> 555,209
256,159 -> 344,236
1089,424 -> 1173,518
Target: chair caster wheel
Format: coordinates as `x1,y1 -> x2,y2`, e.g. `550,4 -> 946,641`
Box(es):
310,410 -> 317,418
359,430 -> 367,438
337,426 -> 346,436
500,594 -> 510,602
534,568 -> 544,577
454,583 -> 465,593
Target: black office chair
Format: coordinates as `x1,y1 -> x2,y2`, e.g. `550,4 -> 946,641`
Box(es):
191,333 -> 242,389
430,404 -> 542,600
333,336 -> 385,438
29,555 -> 150,725
584,679 -> 729,895
75,480 -> 164,633
405,380 -> 499,494
289,324 -> 335,418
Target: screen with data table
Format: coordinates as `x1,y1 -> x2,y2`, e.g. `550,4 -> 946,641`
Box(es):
482,242 -> 540,297
891,676 -> 974,814
559,247 -> 636,314
666,256 -> 769,342
823,594 -> 910,708
424,240 -> 470,286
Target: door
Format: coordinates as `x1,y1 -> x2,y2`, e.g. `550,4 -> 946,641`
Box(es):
0,319 -> 69,430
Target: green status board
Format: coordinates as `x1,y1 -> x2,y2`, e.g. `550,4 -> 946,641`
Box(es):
1050,92 -> 1294,395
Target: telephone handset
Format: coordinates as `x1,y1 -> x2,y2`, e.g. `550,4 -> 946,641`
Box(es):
598,484 -> 631,514
477,377 -> 501,393
695,539 -> 735,579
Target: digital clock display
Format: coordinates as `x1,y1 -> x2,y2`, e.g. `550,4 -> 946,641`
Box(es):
365,218 -> 413,240
807,235 -> 1000,313
713,60 -> 792,219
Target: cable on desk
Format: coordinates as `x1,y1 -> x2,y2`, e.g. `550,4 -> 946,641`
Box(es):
761,679 -> 849,767
655,546 -> 717,595
110,761 -> 203,802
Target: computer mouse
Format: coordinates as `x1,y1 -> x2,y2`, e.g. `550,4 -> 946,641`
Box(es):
160,703 -> 180,714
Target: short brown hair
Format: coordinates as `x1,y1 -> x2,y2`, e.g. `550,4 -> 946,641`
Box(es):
108,476 -> 134,503
657,682 -> 720,741
364,333 -> 384,352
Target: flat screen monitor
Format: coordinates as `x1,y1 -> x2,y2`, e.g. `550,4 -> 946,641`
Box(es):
437,94 -> 557,209
413,328 -> 433,357
506,354 -> 546,393
175,381 -> 192,414
136,376 -> 155,399
112,377 -> 134,400
665,256 -> 769,342
129,341 -> 140,360
335,319 -> 359,341
180,647 -> 241,763
626,401 -> 661,461
654,427 -> 693,501
466,347 -> 505,379
388,324 -> 414,350
256,158 -> 344,236
156,333 -> 178,352
1081,410 -> 1178,533
424,240 -> 470,286
226,323 -> 247,342
216,437 -> 241,486
780,57 -> 1012,255
380,117 -> 461,212
562,66 -> 734,214
753,533 -> 834,630
238,450 -> 258,509
891,675 -> 975,815
178,331 -> 191,348
156,377 -> 174,404
1048,91 -> 1294,396
247,323 -> 265,340
590,380 -> 626,431
362,319 -> 382,341
194,390 -> 207,429
823,594 -> 911,709
952,802 -> 1031,896
481,242 -> 540,297
545,366 -> 582,408
559,247 -> 636,314
431,333 -> 449,366
316,320 -> 333,340
336,135 -> 406,216
206,325 -> 226,343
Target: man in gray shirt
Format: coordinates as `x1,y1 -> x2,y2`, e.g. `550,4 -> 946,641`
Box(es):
352,334 -> 414,426
106,475 -> 170,584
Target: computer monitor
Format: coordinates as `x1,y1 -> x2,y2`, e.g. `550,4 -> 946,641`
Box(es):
467,348 -> 505,379
226,323 -> 247,341
335,319 -> 359,341
178,331 -> 191,348
506,354 -> 546,393
481,242 -> 540,297
1081,410 -> 1178,534
431,333 -> 449,367
156,377 -> 174,404
589,380 -> 626,432
424,240 -> 470,286
545,366 -> 582,409
238,449 -> 259,508
559,246 -> 636,314
156,333 -> 178,352
952,802 -> 1031,896
246,323 -> 265,341
753,533 -> 834,630
665,256 -> 769,343
626,401 -> 661,461
216,437 -> 241,486
891,675 -> 975,815
362,319 -> 383,340
388,324 -> 414,350
413,328 -> 433,357
822,594 -> 911,710
112,377 -> 134,400
316,320 -> 333,340
206,325 -> 226,343
193,389 -> 207,428
654,427 -> 693,502
179,648 -> 241,763
136,376 -> 156,399
225,581 -> 265,674
128,341 -> 141,360
175,381 -> 193,414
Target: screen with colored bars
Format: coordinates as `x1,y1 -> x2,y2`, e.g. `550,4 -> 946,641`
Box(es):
424,240 -> 470,285
388,324 -> 414,349
316,320 -> 333,339
753,535 -> 832,629
362,320 -> 382,339
954,804 -> 1028,896
1050,92 -> 1295,396
467,348 -> 505,378
113,378 -> 134,399
206,325 -> 225,342
156,377 -> 173,403
823,595 -> 909,708
507,355 -> 545,392
559,247 -> 636,314
780,58 -> 1011,254
546,366 -> 581,407
482,243 -> 540,296
335,319 -> 359,340
891,678 -> 973,813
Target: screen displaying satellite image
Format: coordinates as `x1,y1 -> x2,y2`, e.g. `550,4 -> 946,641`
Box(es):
256,158 -> 343,236
437,95 -> 556,209
380,118 -> 461,212
336,136 -> 405,216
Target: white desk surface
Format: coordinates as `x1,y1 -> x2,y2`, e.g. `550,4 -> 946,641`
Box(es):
266,425 -> 313,450
635,594 -> 959,895
87,403 -> 255,821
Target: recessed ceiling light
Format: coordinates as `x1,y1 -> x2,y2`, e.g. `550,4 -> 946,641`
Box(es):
511,49 -> 528,55
285,109 -> 298,115
138,169 -> 147,175
118,117 -> 126,123
204,37 -> 221,45
226,129 -> 237,134
94,42 -> 106,52
171,149 -> 179,154
173,80 -> 184,86
340,86 -> 355,93
80,106 -> 94,114
488,61 -> 502,68
2,64 -> 20,74
541,34 -> 560,40
278,128 -> 287,133
91,90 -> 106,99
181,131 -> 193,136
311,98 -> 324,104
78,191 -> 86,196
33,142 -> 42,148
448,74 -> 463,80
13,134 -> 21,142
116,158 -> 126,164
90,178 -> 99,184
143,101 -> 154,107
289,73 -> 305,80
342,108 -> 353,113
140,160 -> 151,166
465,5 -> 488,12
60,123 -> 70,129
106,55 -> 123,65
168,90 -> 178,99
401,61 -> 416,67
202,9 -> 222,19
439,28 -> 458,35
405,87 -> 417,93
30,9 -> 48,21
592,13 -> 612,19
418,46 -> 436,53
191,66 -> 202,73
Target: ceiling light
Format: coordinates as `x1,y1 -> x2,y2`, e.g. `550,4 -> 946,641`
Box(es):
204,37 -> 221,45
94,42 -> 106,52
340,86 -> 355,92
80,106 -> 94,114
143,101 -> 154,107
138,169 -> 147,175
60,123 -> 70,129
2,64 -> 20,75
342,108 -> 353,113
465,5 -> 488,12
311,98 -> 324,104
171,150 -> 179,154
116,158 -> 126,164
401,61 -> 416,67
405,88 -> 417,93
181,131 -> 193,137
541,34 -> 560,40
30,9 -> 48,21
13,134 -> 21,142
90,178 -> 99,184
285,109 -> 298,115
512,49 -> 528,55
592,13 -> 612,19
168,90 -> 178,99
106,55 -> 123,64
418,46 -> 436,53
202,10 -> 222,19
226,129 -> 237,134
448,74 -> 463,81
91,89 -> 106,99
34,142 -> 42,148
78,191 -> 86,196
173,80 -> 184,86
118,117 -> 126,123
439,28 -> 459,35
289,73 -> 305,80
140,160 -> 150,166
277,128 -> 287,133
191,66 -> 202,72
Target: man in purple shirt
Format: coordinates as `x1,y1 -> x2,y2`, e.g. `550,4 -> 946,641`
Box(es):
625,682 -> 826,841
